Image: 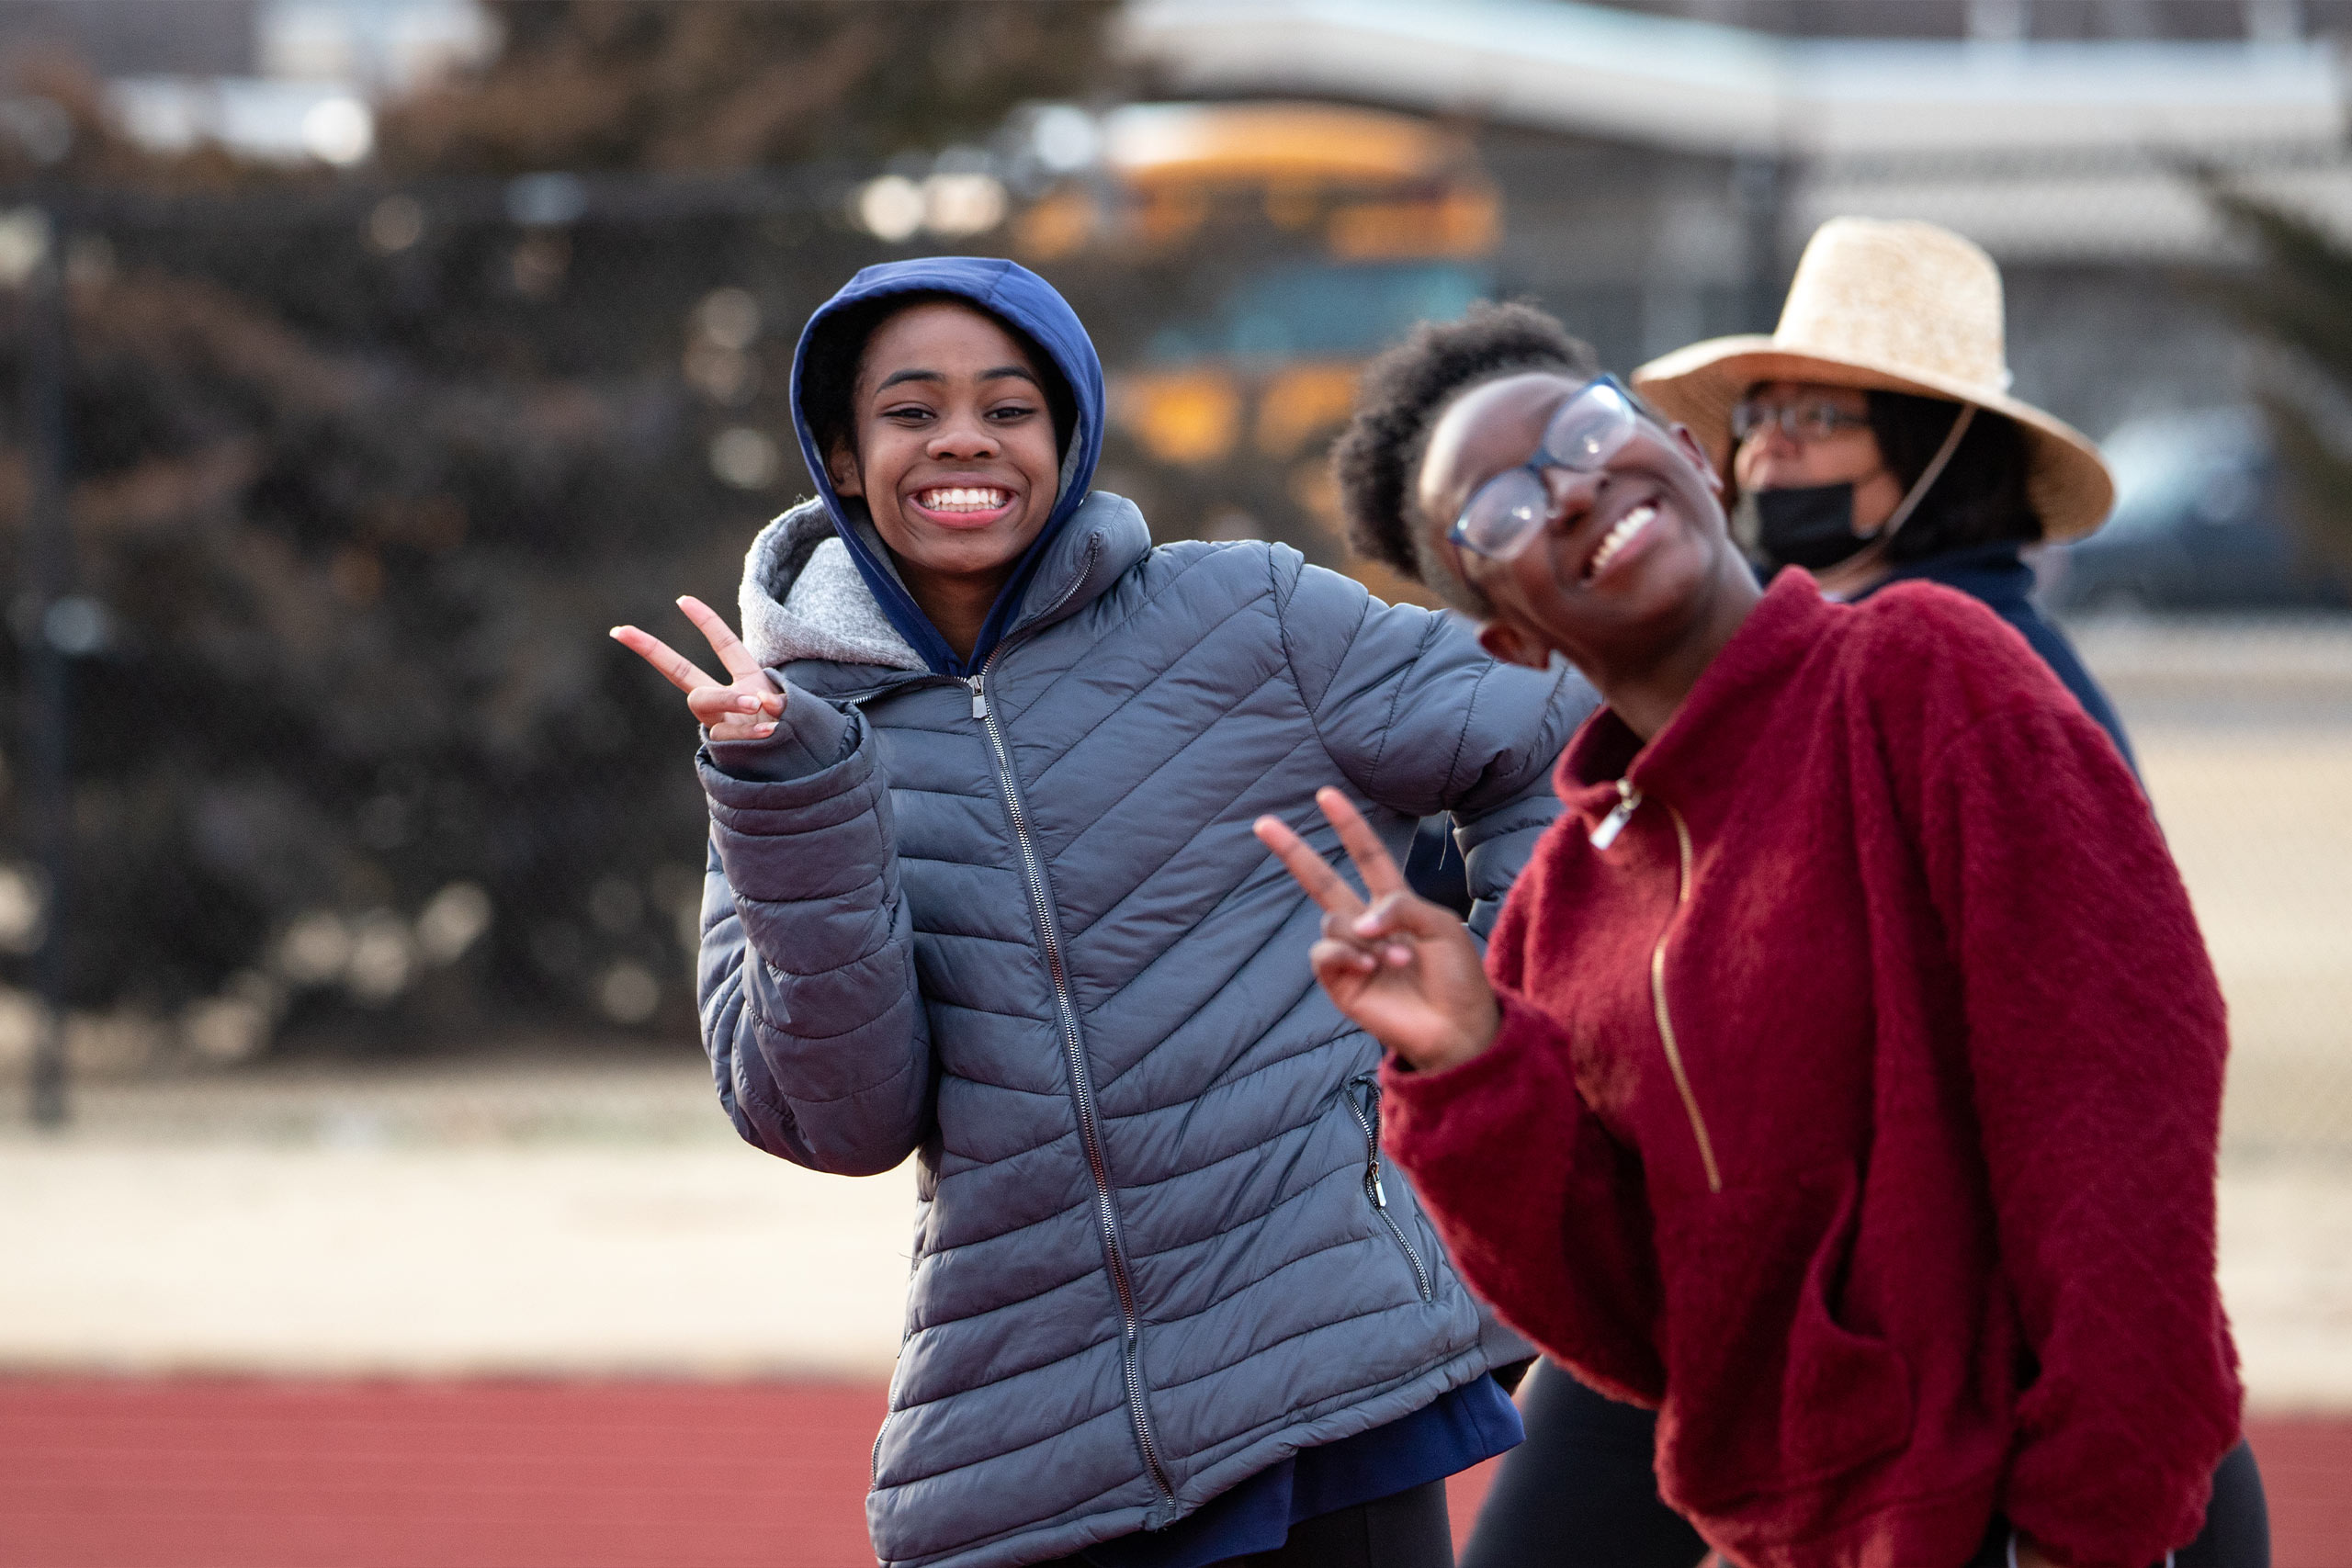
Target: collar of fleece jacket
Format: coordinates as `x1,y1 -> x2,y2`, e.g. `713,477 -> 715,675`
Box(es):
786,256 -> 1107,678
1552,569 -> 1841,842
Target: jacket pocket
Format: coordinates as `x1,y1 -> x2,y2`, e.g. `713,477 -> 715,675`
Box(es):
1653,1160 -> 1913,1511
1344,1072 -> 1433,1303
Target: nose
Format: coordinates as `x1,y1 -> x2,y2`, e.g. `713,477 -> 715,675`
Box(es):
928,412 -> 999,461
1542,463 -> 1601,532
1735,426 -> 1802,491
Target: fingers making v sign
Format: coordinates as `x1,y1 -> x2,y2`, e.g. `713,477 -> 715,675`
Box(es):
610,595 -> 786,742
1253,788 -> 1499,1075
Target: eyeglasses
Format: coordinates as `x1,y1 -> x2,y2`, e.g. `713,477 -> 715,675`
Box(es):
1450,375 -> 1641,562
1731,395 -> 1871,445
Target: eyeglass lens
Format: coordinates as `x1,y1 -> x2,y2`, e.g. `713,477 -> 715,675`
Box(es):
1454,379 -> 1637,560
1734,399 -> 1858,444
1542,379 -> 1636,468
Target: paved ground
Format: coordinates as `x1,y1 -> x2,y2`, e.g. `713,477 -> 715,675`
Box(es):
5,1058 -> 2347,1406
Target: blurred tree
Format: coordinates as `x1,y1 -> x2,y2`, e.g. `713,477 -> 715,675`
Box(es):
0,1 -> 1116,1056
380,0 -> 1114,174
2198,184 -> 2352,585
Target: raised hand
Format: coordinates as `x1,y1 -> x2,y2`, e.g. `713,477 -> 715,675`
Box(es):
1253,788 -> 1499,1075
610,595 -> 785,741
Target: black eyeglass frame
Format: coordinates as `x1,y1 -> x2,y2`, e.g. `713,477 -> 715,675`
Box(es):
1730,394 -> 1872,446
1447,373 -> 1645,564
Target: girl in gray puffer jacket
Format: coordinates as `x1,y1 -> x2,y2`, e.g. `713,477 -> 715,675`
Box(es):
615,258 -> 1590,1568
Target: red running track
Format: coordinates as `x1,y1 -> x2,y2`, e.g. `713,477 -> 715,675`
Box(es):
1,1378 -> 2344,1568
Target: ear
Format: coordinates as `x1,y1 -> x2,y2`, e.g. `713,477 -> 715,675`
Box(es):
1476,619 -> 1549,671
1669,423 -> 1724,495
826,440 -> 864,499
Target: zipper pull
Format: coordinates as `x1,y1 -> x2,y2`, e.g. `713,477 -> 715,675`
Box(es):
1589,779 -> 1641,849
1356,1077 -> 1389,1206
967,675 -> 988,720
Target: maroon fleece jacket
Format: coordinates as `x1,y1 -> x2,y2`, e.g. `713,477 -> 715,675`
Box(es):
1382,570 -> 2241,1568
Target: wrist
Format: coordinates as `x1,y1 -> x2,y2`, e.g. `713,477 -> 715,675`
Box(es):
1405,998 -> 1500,1075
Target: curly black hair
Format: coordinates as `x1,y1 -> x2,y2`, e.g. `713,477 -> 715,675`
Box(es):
1331,300 -> 1600,612
799,289 -> 1078,474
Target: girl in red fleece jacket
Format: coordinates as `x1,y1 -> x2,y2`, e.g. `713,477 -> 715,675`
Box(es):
1253,302 -> 2244,1568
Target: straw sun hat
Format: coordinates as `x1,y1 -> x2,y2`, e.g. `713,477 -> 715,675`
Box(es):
1633,217 -> 2114,542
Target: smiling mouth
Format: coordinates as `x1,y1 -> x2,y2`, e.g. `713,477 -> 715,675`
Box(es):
914,486 -> 1011,513
1581,502 -> 1657,582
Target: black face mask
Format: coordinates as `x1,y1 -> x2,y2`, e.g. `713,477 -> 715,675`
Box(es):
1747,481 -> 1879,571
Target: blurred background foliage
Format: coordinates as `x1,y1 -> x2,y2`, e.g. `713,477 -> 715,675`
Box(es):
379,0 -> 1114,175
0,0 -> 1116,1056
5,0 -> 2351,1073
2199,183 -> 2352,587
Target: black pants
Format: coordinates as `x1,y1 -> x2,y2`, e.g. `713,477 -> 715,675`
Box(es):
1459,1361 -> 1704,1568
1043,1478 -> 1454,1568
1960,1438 -> 2270,1568
1463,1359 -> 2269,1568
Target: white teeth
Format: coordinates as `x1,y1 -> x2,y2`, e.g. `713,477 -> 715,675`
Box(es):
920,487 -> 1008,513
1587,503 -> 1657,579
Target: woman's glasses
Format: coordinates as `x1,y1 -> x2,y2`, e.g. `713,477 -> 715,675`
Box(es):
1730,395 -> 1871,445
1449,375 -> 1640,562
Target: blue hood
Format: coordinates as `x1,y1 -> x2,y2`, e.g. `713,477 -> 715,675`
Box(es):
787,256 -> 1105,677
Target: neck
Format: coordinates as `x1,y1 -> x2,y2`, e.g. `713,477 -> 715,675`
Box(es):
898,558 -> 1015,663
1810,539 -> 1894,602
1594,551 -> 1765,742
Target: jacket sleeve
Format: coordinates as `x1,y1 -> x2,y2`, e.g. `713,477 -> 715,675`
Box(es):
694,682 -> 933,1177
1918,701 -> 2241,1568
1379,980 -> 1665,1406
1272,550 -> 1594,936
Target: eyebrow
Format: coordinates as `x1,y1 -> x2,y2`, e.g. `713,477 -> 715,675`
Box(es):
875,365 -> 1043,393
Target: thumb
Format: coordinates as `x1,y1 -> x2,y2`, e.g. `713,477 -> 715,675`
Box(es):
1351,890 -> 1461,942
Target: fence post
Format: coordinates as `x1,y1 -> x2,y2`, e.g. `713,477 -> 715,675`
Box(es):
20,198 -> 71,1128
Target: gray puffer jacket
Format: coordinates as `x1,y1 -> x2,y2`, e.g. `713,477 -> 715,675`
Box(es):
697,493 -> 1589,1568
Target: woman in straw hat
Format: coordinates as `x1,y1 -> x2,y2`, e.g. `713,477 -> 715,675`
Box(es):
1441,220 -> 2268,1568
1255,281 -> 2261,1568
1634,216 -> 2132,764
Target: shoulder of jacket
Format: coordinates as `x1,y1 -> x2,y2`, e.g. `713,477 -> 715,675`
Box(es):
1110,537 -> 1300,605
1843,580 -> 2043,689
1840,580 -> 2089,771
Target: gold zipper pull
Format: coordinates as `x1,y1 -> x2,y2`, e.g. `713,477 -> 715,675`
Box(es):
1589,778 -> 1641,849
967,674 -> 988,719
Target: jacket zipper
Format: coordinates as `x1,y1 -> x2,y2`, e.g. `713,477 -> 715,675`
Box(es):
966,655 -> 1179,1510
1596,781 -> 1724,1195
1344,1076 -> 1432,1300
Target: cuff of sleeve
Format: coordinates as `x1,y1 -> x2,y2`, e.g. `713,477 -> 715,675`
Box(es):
703,681 -> 854,782
1379,989 -> 1565,1158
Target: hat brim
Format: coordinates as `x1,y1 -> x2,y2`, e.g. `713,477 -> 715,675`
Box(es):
1631,336 -> 2115,543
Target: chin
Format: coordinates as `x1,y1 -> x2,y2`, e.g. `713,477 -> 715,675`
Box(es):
899,507 -> 1050,572
1559,548 -> 1712,651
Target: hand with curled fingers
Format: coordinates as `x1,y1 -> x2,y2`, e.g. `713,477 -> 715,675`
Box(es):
610,595 -> 785,742
1253,787 -> 1499,1075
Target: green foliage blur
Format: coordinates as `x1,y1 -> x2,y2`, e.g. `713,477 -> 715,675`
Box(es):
0,0 -> 1114,1054
2199,182 -> 2352,588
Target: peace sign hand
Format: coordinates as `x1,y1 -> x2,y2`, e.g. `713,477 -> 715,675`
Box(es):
1253,788 -> 1500,1075
609,595 -> 785,742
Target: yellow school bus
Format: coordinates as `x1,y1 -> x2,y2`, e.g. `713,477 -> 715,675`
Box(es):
1012,102 -> 1502,604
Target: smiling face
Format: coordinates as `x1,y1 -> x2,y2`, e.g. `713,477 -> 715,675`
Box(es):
1414,371 -> 1746,682
825,300 -> 1064,595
